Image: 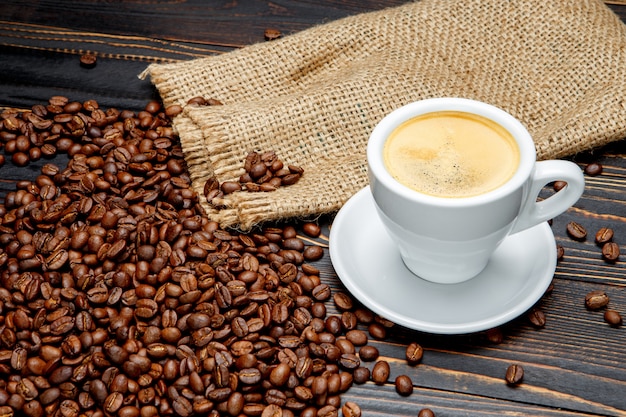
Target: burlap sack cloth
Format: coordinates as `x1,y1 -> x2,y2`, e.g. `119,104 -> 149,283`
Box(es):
143,0 -> 626,231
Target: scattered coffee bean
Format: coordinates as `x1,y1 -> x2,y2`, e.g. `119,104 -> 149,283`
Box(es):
602,242 -> 620,261
584,162 -> 603,176
556,244 -> 564,261
527,308 -> 546,328
604,310 -> 623,327
303,244 -> 324,261
585,290 -> 610,310
553,180 -> 567,191
595,227 -> 614,244
264,28 -> 282,40
79,53 -> 97,68
505,364 -> 524,385
405,342 -> 424,365
368,322 -> 387,340
485,328 -> 504,344
566,221 -> 587,240
371,360 -> 391,384
395,375 -> 414,396
342,401 -> 362,417
303,222 -> 322,237
418,408 -> 436,417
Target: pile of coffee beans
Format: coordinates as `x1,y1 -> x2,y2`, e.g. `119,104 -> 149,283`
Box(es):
204,150 -> 304,206
0,97 -> 433,417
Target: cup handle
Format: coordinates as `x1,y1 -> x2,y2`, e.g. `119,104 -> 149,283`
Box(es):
510,160 -> 585,235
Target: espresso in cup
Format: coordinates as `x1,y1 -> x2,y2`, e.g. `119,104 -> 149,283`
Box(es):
368,98 -> 585,284
383,111 -> 520,198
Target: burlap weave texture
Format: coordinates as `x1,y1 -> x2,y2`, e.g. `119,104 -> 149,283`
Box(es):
145,0 -> 626,230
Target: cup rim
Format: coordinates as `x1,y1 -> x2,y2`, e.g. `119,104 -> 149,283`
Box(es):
367,97 -> 536,207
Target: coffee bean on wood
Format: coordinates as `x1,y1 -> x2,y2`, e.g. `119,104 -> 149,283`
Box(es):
584,162 -> 603,176
342,401 -> 362,417
371,360 -> 391,384
566,221 -> 587,240
595,227 -> 614,244
553,180 -> 567,191
602,242 -> 620,261
394,375 -> 414,396
264,28 -> 282,40
405,342 -> 424,365
604,310 -> 623,327
556,244 -> 564,261
527,308 -> 546,328
505,364 -> 524,385
79,53 -> 97,68
585,290 -> 610,310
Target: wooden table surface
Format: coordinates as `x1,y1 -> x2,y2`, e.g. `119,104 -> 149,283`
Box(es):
1,1 -> 626,416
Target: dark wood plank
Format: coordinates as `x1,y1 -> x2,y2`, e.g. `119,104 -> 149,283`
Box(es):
0,0 -> 409,46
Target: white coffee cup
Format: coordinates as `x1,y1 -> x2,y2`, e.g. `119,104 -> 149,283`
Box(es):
367,98 -> 584,284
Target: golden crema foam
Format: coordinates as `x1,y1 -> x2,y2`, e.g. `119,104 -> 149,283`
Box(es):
383,111 -> 520,198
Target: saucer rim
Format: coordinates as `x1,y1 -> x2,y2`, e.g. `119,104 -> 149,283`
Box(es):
328,186 -> 556,335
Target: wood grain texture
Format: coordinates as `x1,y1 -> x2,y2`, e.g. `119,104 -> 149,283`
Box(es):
0,1 -> 625,416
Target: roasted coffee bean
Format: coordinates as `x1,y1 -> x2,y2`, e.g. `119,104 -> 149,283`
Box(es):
358,345 -> 379,362
602,242 -> 620,261
312,284 -> 331,301
0,96 -> 372,417
395,375 -> 414,396
527,309 -> 546,328
335,338 -> 355,355
79,53 -> 97,68
585,290 -> 610,310
584,162 -> 603,176
595,227 -> 614,244
264,28 -> 282,40
303,245 -> 324,261
604,310 -> 623,327
418,408 -> 436,417
405,342 -> 424,365
239,367 -> 262,385
302,222 -> 321,238
505,364 -> 524,385
354,308 -> 375,324
269,362 -> 291,387
318,405 -> 338,417
566,221 -> 587,240
333,292 -> 353,311
342,401 -> 362,417
340,311 -> 358,331
339,353 -> 360,370
368,323 -> 386,340
371,360 -> 390,384
485,328 -> 504,344
345,329 -> 367,346
553,180 -> 567,191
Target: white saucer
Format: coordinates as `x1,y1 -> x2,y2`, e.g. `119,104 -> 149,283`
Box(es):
329,187 -> 556,335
